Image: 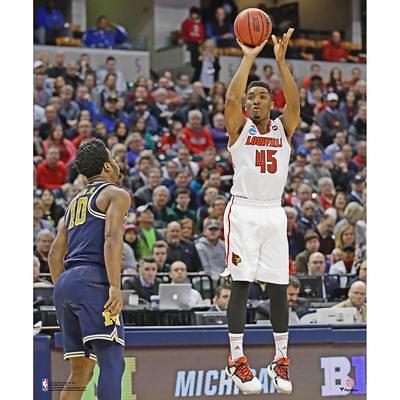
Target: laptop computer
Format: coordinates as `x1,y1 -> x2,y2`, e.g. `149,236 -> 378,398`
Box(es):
298,276 -> 323,299
159,283 -> 192,310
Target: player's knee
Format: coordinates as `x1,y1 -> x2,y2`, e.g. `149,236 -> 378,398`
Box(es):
70,358 -> 95,383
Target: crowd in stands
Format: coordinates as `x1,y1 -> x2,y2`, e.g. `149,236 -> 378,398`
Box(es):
33,4 -> 366,324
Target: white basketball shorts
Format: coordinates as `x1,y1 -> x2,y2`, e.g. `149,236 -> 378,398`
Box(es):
222,195 -> 289,284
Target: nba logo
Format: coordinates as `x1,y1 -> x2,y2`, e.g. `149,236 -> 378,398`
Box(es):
41,378 -> 49,392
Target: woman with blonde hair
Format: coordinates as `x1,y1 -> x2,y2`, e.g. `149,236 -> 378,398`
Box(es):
335,224 -> 355,250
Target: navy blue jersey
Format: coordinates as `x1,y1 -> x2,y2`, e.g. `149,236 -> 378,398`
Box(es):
64,181 -> 116,270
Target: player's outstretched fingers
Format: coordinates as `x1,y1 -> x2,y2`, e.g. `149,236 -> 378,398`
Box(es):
271,34 -> 278,46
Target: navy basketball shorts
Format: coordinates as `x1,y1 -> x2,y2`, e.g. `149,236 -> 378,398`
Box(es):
53,265 -> 125,362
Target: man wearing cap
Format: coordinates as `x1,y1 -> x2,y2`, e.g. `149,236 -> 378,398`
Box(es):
135,204 -> 165,260
347,174 -> 365,205
296,132 -> 318,157
329,245 -> 357,288
98,93 -> 129,133
332,280 -> 366,323
295,230 -> 320,273
195,218 -> 225,278
128,97 -> 159,135
316,92 -> 347,146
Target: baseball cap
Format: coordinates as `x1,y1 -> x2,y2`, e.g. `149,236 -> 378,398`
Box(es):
304,133 -> 317,142
205,219 -> 219,230
124,224 -> 138,234
343,244 -> 355,252
106,93 -> 119,102
352,174 -> 365,184
327,92 -> 339,102
34,60 -> 44,69
136,204 -> 153,215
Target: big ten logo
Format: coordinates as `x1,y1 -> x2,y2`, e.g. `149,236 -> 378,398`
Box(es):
320,356 -> 366,396
82,357 -> 137,400
102,310 -> 121,327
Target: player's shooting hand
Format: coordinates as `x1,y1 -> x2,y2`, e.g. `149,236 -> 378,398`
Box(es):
271,27 -> 294,63
237,37 -> 269,60
104,286 -> 122,317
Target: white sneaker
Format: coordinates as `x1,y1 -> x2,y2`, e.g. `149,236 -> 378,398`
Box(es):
225,353 -> 262,394
267,357 -> 292,394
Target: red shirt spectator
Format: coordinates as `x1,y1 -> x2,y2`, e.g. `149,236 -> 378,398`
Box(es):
181,8 -> 205,44
183,126 -> 214,155
269,75 -> 286,111
322,31 -> 348,62
72,120 -> 94,149
36,146 -> 68,189
352,141 -> 366,169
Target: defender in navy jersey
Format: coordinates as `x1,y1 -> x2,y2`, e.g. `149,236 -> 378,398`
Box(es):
49,138 -> 131,400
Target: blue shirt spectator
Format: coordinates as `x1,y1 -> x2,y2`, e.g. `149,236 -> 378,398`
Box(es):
35,0 -> 65,44
98,94 -> 129,133
83,16 -> 130,49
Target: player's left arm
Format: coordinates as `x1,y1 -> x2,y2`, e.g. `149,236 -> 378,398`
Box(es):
272,28 -> 300,139
48,221 -> 68,284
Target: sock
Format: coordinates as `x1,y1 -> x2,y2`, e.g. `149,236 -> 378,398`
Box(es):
273,332 -> 288,360
229,333 -> 244,361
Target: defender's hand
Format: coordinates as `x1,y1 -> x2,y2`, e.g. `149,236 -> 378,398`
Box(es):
271,28 -> 294,63
236,37 -> 269,60
104,286 -> 122,317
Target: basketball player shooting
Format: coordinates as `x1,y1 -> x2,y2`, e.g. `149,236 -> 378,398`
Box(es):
223,28 -> 300,394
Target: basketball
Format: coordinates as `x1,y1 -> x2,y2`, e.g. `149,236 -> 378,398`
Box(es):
234,8 -> 272,47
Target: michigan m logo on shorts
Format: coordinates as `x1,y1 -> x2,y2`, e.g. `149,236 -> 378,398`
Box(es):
102,310 -> 121,326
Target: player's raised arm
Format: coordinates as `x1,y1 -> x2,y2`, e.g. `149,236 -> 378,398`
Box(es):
272,28 -> 300,138
103,186 -> 131,316
225,38 -> 268,145
48,222 -> 68,284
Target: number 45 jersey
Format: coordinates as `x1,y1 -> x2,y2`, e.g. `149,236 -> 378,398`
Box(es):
64,181 -> 117,270
229,117 -> 291,202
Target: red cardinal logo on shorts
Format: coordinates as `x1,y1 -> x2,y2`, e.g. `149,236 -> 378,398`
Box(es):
232,253 -> 242,266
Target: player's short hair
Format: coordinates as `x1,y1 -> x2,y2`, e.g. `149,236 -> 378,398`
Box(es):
247,81 -> 272,96
74,138 -> 109,178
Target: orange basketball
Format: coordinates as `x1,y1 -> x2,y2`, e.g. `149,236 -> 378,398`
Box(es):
234,8 -> 272,47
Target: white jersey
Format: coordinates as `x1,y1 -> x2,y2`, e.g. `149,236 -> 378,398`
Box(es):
229,117 -> 291,202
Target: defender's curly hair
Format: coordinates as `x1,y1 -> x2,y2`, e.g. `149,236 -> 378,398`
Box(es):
74,138 -> 109,178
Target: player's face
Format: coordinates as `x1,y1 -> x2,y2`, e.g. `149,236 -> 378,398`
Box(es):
105,151 -> 120,184
245,87 -> 272,122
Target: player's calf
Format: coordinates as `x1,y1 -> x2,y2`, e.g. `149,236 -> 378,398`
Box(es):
61,357 -> 96,400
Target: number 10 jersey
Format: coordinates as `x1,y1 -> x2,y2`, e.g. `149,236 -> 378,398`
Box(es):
229,117 -> 291,202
